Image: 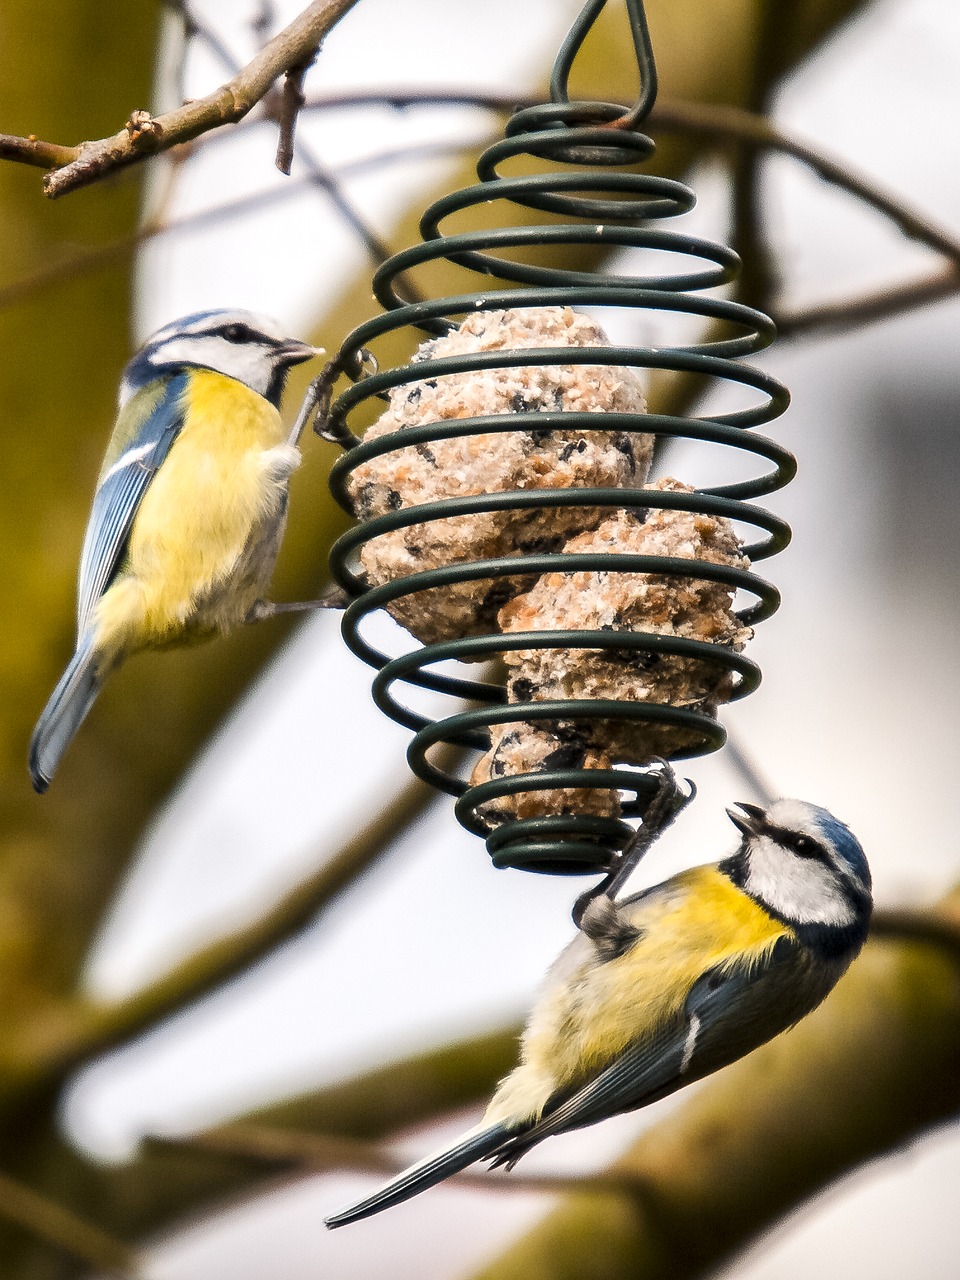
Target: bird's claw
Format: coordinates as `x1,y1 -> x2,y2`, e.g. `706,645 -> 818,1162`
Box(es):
642,758 -> 696,832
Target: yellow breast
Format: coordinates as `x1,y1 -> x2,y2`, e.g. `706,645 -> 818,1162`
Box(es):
94,370 -> 290,655
517,867 -> 792,1105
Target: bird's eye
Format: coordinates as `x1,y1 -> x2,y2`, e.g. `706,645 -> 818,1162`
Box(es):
222,324 -> 249,343
790,834 -> 819,858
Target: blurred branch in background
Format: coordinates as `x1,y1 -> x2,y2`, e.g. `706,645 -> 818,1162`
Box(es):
145,1123 -> 642,1197
177,0 -> 402,284
0,1172 -> 137,1278
5,89 -> 959,337
75,1025 -> 525,1246
19,748 -> 460,1088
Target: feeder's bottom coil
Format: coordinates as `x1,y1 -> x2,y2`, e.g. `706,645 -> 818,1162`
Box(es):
471,477 -> 752,828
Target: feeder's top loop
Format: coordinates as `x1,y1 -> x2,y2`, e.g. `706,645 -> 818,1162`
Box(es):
507,0 -> 658,166
551,0 -> 657,128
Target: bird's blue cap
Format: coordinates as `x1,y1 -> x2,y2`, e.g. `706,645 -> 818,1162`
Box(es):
808,803 -> 872,891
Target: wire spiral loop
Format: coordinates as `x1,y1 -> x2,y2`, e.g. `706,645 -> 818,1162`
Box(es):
319,0 -> 794,876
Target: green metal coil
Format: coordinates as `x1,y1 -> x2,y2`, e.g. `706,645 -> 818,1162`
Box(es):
318,0 -> 794,876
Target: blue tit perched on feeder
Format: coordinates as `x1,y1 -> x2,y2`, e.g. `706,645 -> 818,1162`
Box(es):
29,308 -> 320,793
326,798 -> 872,1228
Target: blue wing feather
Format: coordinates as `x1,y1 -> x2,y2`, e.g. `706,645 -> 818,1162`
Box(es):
493,935 -> 809,1163
325,1123 -> 513,1228
76,374 -> 188,634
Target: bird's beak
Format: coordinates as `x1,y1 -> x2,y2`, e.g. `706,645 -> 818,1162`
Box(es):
726,801 -> 767,837
278,339 -> 323,366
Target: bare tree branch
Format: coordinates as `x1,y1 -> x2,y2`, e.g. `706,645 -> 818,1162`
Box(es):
0,0 -> 362,198
0,134 -> 77,169
0,1171 -> 138,1278
41,749 -> 461,1073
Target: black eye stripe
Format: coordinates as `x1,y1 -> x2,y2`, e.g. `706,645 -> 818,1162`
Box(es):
767,825 -> 828,861
218,323 -> 257,344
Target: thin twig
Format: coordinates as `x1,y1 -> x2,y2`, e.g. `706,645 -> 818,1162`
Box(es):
275,56 -> 315,174
294,88 -> 960,268
0,1171 -> 138,1277
251,2 -> 278,48
720,732 -> 777,808
165,0 -> 197,113
0,135 -> 483,316
182,3 -> 403,283
300,87 -> 534,113
0,0 -> 362,198
162,0 -> 234,77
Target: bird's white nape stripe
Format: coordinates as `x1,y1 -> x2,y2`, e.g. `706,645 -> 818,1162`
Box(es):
144,332 -> 280,399
744,832 -> 857,927
150,309 -> 289,346
680,1013 -> 700,1074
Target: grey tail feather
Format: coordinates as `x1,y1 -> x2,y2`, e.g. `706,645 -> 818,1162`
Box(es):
324,1122 -> 515,1229
29,635 -> 101,793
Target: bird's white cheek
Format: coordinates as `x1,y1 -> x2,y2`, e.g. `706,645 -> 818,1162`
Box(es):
745,838 -> 855,926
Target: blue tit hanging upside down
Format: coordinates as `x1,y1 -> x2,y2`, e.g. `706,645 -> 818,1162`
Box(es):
326,798 -> 872,1228
29,309 -> 322,793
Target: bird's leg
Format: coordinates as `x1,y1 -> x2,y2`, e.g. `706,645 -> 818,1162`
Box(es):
286,361 -> 337,447
608,759 -> 695,897
292,350 -> 375,450
245,583 -> 350,622
573,760 -> 695,928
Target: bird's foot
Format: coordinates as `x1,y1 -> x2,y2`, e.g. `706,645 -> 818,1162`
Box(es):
639,759 -> 695,840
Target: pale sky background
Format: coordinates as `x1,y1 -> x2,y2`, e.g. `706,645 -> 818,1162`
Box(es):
59,1 -> 960,1276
